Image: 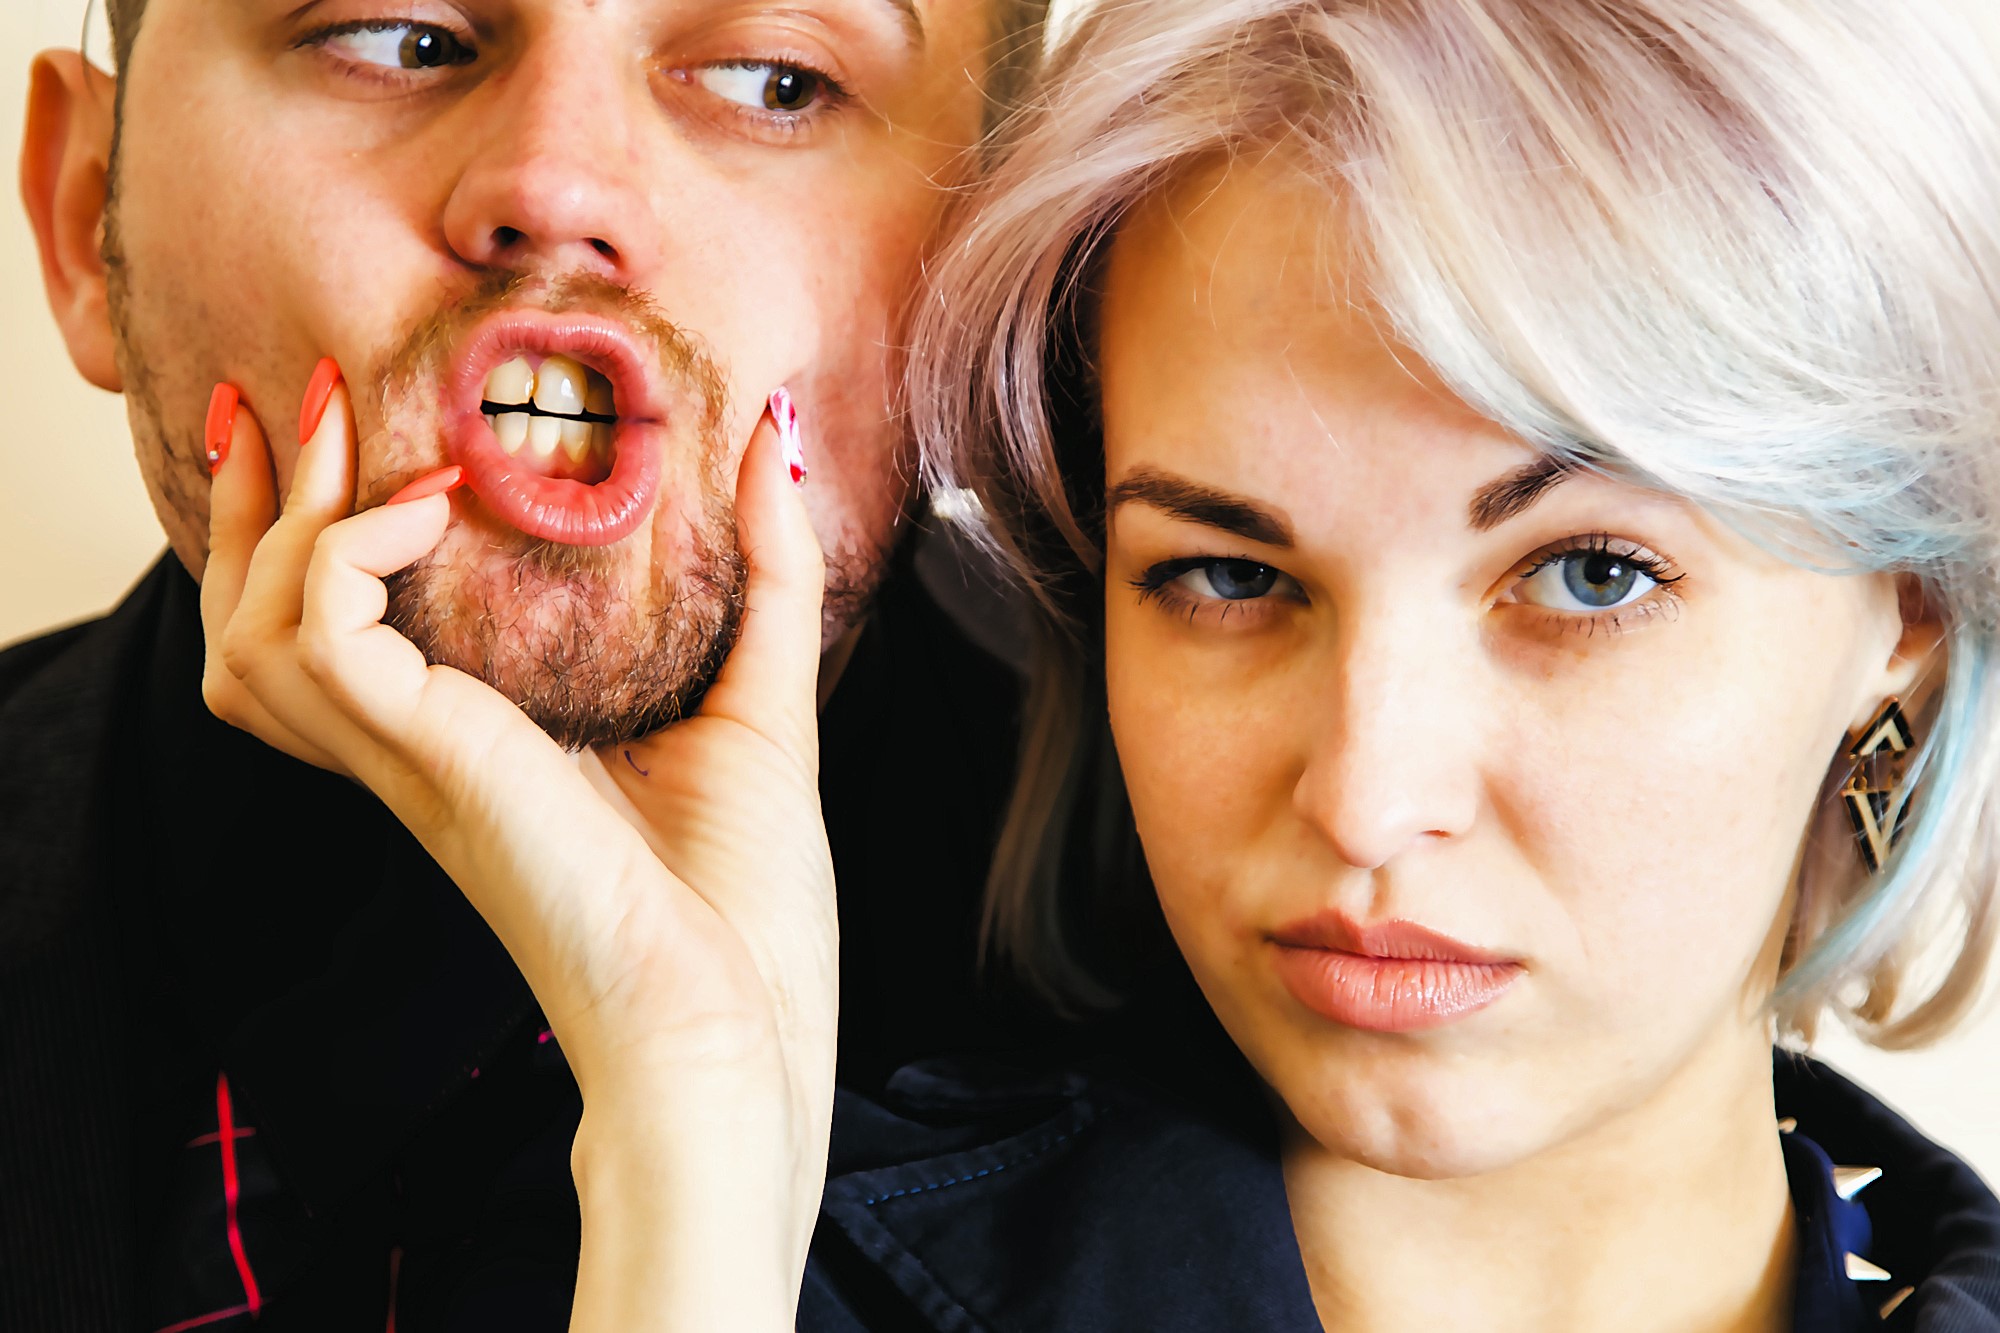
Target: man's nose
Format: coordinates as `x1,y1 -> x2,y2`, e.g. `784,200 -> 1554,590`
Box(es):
441,43 -> 657,279
1290,614 -> 1482,871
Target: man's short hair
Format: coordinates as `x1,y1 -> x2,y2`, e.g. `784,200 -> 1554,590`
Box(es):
100,0 -> 142,75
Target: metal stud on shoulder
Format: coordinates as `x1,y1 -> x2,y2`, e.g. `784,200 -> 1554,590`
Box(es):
1846,1253 -> 1893,1282
1834,1165 -> 1883,1200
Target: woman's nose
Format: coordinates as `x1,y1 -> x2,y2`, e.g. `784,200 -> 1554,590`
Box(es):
1290,622 -> 1483,871
439,44 -> 659,281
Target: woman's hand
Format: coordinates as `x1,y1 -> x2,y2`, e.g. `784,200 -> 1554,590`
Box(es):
199,365 -> 834,1331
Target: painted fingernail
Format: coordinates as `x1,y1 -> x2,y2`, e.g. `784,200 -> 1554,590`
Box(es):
299,357 -> 343,447
205,382 -> 240,475
770,387 -> 806,487
386,465 -> 466,506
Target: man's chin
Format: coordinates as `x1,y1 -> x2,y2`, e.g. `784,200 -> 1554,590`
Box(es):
383,537 -> 744,752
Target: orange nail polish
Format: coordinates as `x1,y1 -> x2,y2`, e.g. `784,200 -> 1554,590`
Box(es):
206,383 -> 240,475
386,465 -> 466,506
299,357 -> 343,447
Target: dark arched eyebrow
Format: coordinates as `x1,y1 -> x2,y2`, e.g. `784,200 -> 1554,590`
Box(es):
1468,457 -> 1573,531
1105,469 -> 1293,547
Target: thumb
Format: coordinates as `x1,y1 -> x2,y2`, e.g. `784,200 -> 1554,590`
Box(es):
665,388 -> 825,765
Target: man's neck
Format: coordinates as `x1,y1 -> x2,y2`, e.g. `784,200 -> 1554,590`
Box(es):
1281,1026 -> 1795,1333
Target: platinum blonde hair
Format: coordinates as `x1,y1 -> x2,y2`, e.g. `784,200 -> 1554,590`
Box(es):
911,0 -> 2000,1044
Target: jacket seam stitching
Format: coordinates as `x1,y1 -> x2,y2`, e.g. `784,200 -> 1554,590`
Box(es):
860,1128 -> 1080,1206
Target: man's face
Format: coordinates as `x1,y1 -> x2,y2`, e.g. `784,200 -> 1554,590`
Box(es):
103,0 -> 992,746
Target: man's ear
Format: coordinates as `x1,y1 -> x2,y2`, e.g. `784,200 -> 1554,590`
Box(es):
20,51 -> 121,393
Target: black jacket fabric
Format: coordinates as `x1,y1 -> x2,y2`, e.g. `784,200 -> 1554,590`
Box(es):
801,1054 -> 2000,1332
0,552 -> 1033,1333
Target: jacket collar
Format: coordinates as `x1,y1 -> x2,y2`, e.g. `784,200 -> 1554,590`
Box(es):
816,1055 -> 2000,1333
818,1063 -> 1321,1333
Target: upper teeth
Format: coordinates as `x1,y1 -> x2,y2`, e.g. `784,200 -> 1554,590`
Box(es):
534,355 -> 588,416
481,354 -> 613,418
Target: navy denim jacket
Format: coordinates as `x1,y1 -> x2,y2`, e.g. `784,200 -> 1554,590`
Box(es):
799,1055 -> 2000,1332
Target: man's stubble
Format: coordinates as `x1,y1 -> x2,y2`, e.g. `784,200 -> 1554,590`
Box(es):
104,177 -> 887,752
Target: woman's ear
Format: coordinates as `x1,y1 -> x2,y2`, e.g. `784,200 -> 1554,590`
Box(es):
1868,574 -> 1948,721
20,50 -> 122,393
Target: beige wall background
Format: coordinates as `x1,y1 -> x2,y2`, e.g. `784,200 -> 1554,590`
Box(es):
4,0 -> 1995,1183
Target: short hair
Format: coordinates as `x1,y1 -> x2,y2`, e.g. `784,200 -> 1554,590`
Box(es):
911,0 -> 2000,1046
96,0 -> 140,75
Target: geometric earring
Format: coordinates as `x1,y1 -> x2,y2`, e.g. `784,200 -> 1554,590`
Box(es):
1841,698 -> 1916,874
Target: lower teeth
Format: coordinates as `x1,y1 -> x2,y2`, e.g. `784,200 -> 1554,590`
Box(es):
488,411 -> 613,464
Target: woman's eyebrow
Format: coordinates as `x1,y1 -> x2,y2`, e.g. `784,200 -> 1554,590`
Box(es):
1468,457 -> 1573,532
1105,469 -> 1294,546
878,0 -> 925,46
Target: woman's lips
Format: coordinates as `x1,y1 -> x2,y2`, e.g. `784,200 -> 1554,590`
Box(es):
444,312 -> 668,547
1268,913 -> 1523,1033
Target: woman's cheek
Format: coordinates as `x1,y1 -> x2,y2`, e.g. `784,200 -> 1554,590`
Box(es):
1507,658 -> 1807,1018
1108,610 -> 1291,926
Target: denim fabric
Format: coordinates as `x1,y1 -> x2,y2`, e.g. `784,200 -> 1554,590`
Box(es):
801,1056 -> 2000,1332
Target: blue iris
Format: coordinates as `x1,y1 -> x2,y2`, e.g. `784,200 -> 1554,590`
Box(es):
1561,552 -> 1640,608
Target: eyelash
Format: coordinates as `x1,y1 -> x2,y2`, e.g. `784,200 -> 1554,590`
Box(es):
1130,534 -> 1689,636
664,59 -> 854,141
1130,556 -> 1290,627
294,20 -> 854,138
1509,532 -> 1686,636
295,19 -> 478,89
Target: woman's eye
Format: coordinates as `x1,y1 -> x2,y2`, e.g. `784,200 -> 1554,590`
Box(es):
321,23 -> 474,70
1173,558 -> 1283,602
695,62 -> 829,113
1513,549 -> 1659,611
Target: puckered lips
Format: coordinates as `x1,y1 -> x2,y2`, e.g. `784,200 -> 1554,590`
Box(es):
445,311 -> 669,547
1267,912 -> 1524,1033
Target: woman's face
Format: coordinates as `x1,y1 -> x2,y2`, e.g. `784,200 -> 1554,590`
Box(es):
1098,157 -> 1928,1178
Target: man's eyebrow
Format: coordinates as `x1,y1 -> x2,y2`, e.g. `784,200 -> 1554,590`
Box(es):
1106,469 -> 1294,547
1468,457 -> 1574,532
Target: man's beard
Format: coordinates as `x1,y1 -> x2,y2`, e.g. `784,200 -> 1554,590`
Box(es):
363,271 -> 753,750
383,523 -> 746,752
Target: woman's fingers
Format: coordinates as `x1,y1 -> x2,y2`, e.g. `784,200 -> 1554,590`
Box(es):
295,481 -> 460,744
229,362 -> 358,652
199,383 -> 345,770
662,392 -> 827,768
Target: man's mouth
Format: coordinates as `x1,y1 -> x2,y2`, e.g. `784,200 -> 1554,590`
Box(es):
444,312 -> 670,548
480,354 -> 618,486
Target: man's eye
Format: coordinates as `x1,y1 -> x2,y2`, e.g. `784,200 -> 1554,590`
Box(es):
695,62 -> 829,113
1512,550 -> 1659,611
320,23 -> 475,71
1173,558 -> 1283,602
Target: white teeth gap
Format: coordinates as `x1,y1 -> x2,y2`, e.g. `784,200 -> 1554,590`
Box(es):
481,357 -> 617,474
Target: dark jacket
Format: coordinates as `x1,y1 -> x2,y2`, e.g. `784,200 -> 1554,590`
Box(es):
0,552 -> 1034,1333
801,1054 -> 2000,1332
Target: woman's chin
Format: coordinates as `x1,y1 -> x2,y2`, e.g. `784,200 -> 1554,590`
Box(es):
1267,1061 -> 1570,1182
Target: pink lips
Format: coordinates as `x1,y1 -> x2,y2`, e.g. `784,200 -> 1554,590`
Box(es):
445,312 -> 668,547
1268,912 -> 1522,1033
